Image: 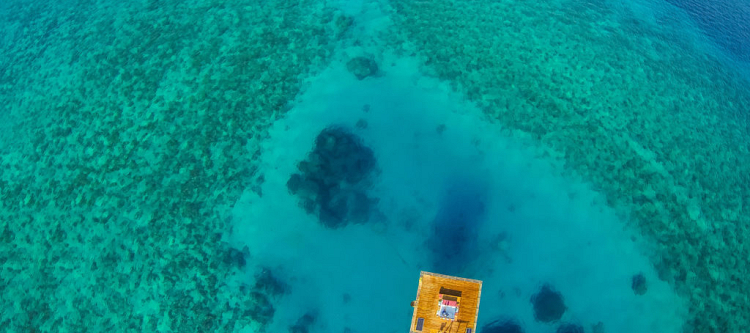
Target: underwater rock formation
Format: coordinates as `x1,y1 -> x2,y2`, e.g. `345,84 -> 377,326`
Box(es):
224,246 -> 249,268
530,284 -> 567,323
253,267 -> 289,297
288,312 -> 316,333
246,292 -> 276,327
556,323 -> 584,333
482,318 -> 525,333
591,321 -> 605,333
346,56 -> 379,80
238,267 -> 289,329
288,126 -> 379,228
631,272 -> 647,295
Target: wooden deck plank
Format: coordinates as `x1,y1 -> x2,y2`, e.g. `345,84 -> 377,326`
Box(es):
409,271 -> 483,333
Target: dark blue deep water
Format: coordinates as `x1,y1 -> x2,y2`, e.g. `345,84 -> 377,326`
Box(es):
665,0 -> 750,61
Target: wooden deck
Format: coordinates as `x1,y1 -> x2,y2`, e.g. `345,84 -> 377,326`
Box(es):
409,271 -> 483,333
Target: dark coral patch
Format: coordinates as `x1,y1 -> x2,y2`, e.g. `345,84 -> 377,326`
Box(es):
288,126 -> 379,228
482,318 -> 525,333
530,284 -> 567,323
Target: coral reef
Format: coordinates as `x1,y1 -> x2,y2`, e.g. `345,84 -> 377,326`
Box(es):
0,0 -> 347,332
530,285 -> 567,323
288,126 -> 380,228
289,312 -> 316,333
387,0 -> 750,330
482,318 -> 525,333
236,268 -> 289,330
346,56 -> 380,80
253,267 -> 289,297
224,246 -> 250,269
245,292 -> 276,327
557,323 -> 585,333
632,272 -> 648,295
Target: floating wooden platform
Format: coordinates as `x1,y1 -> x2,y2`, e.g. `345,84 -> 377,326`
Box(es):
409,271 -> 483,333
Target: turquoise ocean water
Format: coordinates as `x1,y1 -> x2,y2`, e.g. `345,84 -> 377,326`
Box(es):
1,0 -> 749,333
